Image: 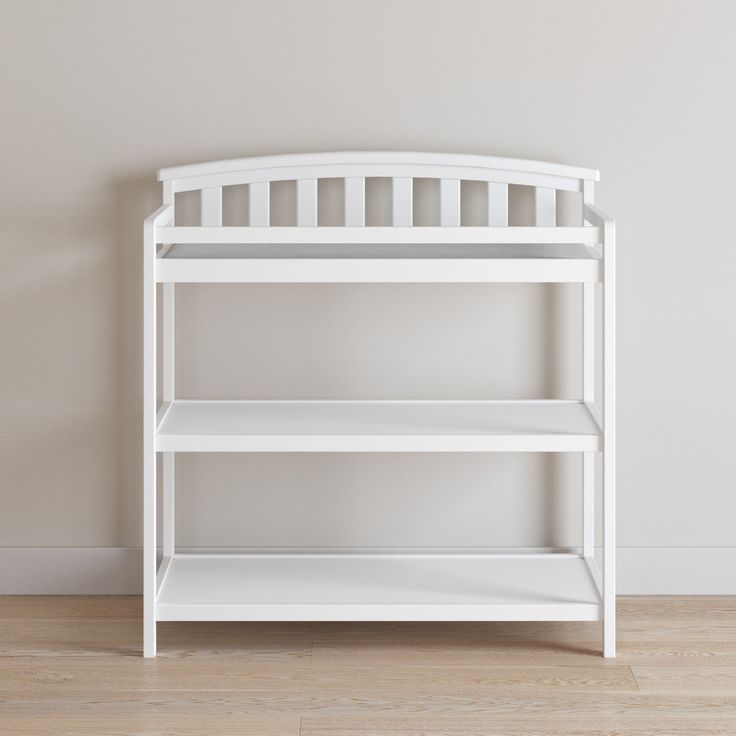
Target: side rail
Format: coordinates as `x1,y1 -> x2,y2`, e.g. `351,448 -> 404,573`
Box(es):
583,203 -> 614,233
144,203 -> 173,249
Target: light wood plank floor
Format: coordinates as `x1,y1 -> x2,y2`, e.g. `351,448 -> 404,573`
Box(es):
0,596 -> 735,735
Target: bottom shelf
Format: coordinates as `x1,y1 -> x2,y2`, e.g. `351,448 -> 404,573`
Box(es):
156,552 -> 601,622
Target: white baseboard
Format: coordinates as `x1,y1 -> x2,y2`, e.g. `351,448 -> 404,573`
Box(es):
1,546 -> 734,595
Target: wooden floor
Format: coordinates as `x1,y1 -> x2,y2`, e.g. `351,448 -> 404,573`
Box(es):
1,597 -> 735,735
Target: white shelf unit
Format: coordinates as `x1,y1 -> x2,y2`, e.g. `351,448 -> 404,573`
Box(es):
144,152 -> 615,658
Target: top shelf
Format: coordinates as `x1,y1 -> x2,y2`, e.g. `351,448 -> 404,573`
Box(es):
156,242 -> 602,283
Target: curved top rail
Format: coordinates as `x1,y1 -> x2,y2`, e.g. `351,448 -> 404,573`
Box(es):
158,151 -> 599,183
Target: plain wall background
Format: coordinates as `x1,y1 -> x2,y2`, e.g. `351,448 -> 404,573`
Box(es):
1,0 -> 735,589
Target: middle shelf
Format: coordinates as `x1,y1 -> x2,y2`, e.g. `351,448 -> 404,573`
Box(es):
155,399 -> 601,452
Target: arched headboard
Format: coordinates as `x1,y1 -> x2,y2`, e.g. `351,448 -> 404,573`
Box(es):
156,151 -> 599,229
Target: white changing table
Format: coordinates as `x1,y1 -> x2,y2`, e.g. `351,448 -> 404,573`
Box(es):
143,152 -> 615,657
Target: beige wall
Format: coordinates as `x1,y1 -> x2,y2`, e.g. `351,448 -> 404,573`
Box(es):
1,1 -> 735,582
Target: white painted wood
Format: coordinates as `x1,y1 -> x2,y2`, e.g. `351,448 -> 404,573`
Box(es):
162,280 -> 175,564
248,181 -> 270,226
161,259 -> 175,574
162,182 -> 177,572
155,400 -> 601,453
161,243 -> 601,259
162,203 -> 176,576
582,180 -> 595,212
156,242 -> 602,283
162,180 -> 175,221
163,452 -> 175,558
156,555 -> 173,596
144,154 -> 614,657
344,177 -> 365,226
156,225 -> 600,244
603,213 -> 616,658
440,179 -> 461,226
156,553 -> 601,622
156,400 -> 172,427
162,286 -> 175,401
200,186 -> 222,226
143,205 -> 169,658
172,166 -> 587,194
157,257 -> 601,283
162,284 -> 176,401
147,202 -> 173,227
582,202 -> 610,228
488,182 -> 508,226
158,151 -> 599,187
583,199 -> 617,657
296,179 -> 318,226
584,400 -> 603,432
392,177 -> 413,226
535,187 -> 556,226
582,180 -> 596,560
584,555 -> 603,598
582,452 -> 594,558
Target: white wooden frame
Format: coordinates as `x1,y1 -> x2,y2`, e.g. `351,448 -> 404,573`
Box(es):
143,152 -> 615,657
